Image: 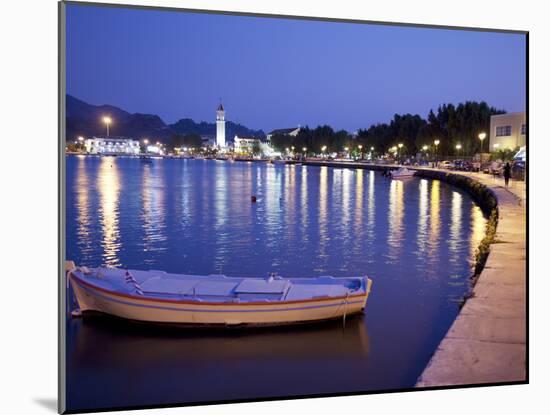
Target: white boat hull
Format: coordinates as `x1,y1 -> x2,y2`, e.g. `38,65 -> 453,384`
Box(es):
68,268 -> 372,327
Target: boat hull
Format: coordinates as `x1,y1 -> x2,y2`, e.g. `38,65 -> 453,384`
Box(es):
69,272 -> 372,327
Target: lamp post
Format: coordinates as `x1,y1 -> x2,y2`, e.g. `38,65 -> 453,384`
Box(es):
434,139 -> 440,166
302,147 -> 307,159
344,146 -> 349,159
321,145 -> 327,159
358,144 -> 363,160
398,143 -> 403,164
478,132 -> 487,153
422,145 -> 428,162
456,143 -> 462,158
102,116 -> 112,137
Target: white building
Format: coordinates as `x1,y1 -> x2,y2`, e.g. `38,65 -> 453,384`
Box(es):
84,137 -> 140,155
266,127 -> 301,142
216,103 -> 226,148
489,112 -> 526,151
234,136 -> 261,154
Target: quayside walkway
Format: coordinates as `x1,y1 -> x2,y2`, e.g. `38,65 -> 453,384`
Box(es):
416,171 -> 527,386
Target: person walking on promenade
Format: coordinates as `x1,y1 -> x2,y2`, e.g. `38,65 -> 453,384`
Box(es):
504,161 -> 512,188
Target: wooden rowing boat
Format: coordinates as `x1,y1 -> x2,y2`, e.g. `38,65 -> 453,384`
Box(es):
66,261 -> 373,327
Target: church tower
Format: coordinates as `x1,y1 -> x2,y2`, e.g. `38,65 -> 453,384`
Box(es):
216,103 -> 226,148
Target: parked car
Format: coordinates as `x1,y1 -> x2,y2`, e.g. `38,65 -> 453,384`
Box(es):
440,160 -> 454,169
512,160 -> 526,180
454,160 -> 474,171
488,161 -> 503,176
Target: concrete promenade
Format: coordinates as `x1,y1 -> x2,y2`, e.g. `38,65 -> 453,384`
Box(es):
416,172 -> 527,386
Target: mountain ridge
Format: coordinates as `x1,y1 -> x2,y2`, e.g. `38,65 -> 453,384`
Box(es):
65,95 -> 265,143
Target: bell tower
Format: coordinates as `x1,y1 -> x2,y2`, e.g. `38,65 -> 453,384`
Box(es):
216,102 -> 226,148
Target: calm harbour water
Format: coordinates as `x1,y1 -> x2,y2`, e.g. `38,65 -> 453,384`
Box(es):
65,156 -> 486,411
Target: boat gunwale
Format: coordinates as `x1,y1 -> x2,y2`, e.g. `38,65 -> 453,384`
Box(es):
69,271 -> 369,307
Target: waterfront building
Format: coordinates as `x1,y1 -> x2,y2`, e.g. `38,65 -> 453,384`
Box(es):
84,136 -> 140,155
489,111 -> 526,151
216,103 -> 226,148
234,135 -> 262,154
266,127 -> 301,143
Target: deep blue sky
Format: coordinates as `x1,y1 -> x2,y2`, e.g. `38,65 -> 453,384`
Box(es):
66,4 -> 526,132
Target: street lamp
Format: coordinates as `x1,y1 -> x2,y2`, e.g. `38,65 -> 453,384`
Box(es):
478,132 -> 487,152
321,145 -> 327,158
422,145 -> 428,161
456,143 -> 462,158
102,116 -> 112,137
358,144 -> 363,160
397,143 -> 403,164
344,146 -> 349,159
434,139 -> 440,165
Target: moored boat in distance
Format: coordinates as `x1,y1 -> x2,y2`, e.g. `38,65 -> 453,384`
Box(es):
66,261 -> 373,327
390,167 -> 416,179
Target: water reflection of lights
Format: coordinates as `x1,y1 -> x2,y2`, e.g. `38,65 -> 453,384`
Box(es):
141,163 -> 167,262
75,156 -> 91,254
265,164 -> 283,245
98,157 -> 121,266
300,166 -> 308,237
470,205 -> 486,258
429,180 -> 441,254
355,169 -> 364,225
417,179 -> 429,256
388,179 -> 404,259
318,166 -> 328,260
449,191 -> 463,262
366,171 -> 375,240
341,169 -> 351,228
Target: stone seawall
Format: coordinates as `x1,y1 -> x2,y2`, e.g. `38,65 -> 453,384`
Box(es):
415,171 -> 527,386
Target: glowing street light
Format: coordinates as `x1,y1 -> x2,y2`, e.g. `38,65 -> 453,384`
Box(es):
102,116 -> 112,137
455,143 -> 462,158
143,138 -> 149,145
77,136 -> 84,142
422,145 -> 428,151
478,132 -> 487,152
434,139 -> 440,165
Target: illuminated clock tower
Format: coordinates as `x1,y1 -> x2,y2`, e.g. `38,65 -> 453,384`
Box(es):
216,103 -> 226,148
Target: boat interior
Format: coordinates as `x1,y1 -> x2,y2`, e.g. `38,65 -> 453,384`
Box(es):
70,267 -> 366,303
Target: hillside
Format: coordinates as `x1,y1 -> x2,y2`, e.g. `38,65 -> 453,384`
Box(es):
65,95 -> 264,143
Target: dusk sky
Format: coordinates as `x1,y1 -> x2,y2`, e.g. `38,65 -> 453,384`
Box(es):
66,3 -> 526,132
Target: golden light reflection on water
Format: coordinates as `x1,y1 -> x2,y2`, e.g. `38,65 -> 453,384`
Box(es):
417,179 -> 429,256
355,169 -> 364,226
98,157 -> 121,266
388,179 -> 404,259
141,164 -> 167,262
367,171 -> 375,240
429,180 -> 441,255
470,205 -> 486,257
300,166 -> 308,235
319,166 -> 328,258
75,156 -> 91,250
449,191 -> 463,261
341,169 -> 351,228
